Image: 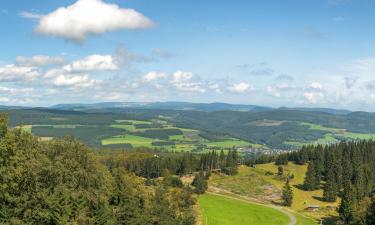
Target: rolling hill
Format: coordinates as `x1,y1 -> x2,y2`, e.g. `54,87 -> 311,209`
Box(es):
1,102 -> 375,150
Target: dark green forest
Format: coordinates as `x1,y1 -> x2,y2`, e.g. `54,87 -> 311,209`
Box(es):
0,113 -> 239,225
277,141 -> 375,225
2,107 -> 375,149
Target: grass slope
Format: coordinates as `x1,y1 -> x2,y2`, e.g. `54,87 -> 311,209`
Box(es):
209,163 -> 336,222
198,194 -> 290,225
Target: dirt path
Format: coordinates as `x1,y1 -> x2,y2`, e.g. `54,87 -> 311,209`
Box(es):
205,191 -> 297,225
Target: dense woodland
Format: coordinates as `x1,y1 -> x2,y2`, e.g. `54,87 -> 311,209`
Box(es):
0,113 -> 239,225
276,142 -> 375,225
3,107 -> 375,149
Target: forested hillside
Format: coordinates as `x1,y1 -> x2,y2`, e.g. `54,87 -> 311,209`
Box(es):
276,141 -> 375,224
2,106 -> 375,150
0,114 -> 199,224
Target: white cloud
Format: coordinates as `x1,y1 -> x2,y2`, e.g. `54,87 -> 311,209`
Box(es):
174,82 -> 206,93
20,11 -> 43,19
143,71 -> 166,82
0,97 -> 10,103
208,82 -> 222,94
0,64 -> 39,81
310,82 -> 323,90
266,86 -> 281,97
64,54 -> 118,72
172,70 -> 194,83
53,74 -> 99,87
33,0 -> 154,41
16,55 -> 65,66
303,92 -> 324,103
228,82 -> 254,93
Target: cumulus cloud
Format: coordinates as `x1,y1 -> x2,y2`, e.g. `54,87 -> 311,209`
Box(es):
64,54 -> 118,72
53,74 -> 99,87
172,70 -> 194,83
16,55 -> 65,66
310,82 -> 323,90
304,92 -> 324,103
228,82 -> 254,93
32,0 -> 154,41
0,86 -> 35,104
0,64 -> 39,81
266,82 -> 298,97
143,71 -> 166,82
174,82 -> 206,93
344,76 -> 358,89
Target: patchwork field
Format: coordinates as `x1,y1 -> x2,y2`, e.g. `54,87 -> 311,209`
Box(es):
198,194 -> 290,225
284,122 -> 375,148
21,118 -> 259,152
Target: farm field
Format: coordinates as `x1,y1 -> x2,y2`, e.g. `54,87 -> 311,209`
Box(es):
284,122 -> 375,148
20,117 -> 259,152
198,193 -> 290,225
209,163 -> 338,222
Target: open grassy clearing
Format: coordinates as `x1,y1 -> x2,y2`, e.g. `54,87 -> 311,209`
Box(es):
206,139 -> 253,148
256,163 -> 338,219
285,122 -> 375,148
198,193 -> 290,225
301,122 -> 375,141
101,134 -> 154,147
209,166 -> 281,202
209,163 -> 337,221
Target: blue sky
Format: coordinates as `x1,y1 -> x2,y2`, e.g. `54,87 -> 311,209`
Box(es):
1,0 -> 375,110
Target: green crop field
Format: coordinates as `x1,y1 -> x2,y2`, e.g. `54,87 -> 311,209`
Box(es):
198,194 -> 290,225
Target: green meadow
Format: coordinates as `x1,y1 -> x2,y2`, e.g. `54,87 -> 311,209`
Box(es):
198,194 -> 290,225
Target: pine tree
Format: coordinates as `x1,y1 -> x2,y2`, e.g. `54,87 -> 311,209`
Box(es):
339,183 -> 358,225
304,162 -> 319,191
365,194 -> 375,225
282,178 -> 293,206
192,171 -> 208,194
323,163 -> 337,202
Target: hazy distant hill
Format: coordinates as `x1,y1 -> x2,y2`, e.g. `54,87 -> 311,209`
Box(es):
51,101 -> 271,112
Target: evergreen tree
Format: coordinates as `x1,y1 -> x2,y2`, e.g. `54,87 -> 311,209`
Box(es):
339,183 -> 358,225
277,166 -> 284,176
365,194 -> 375,225
282,178 -> 293,207
192,171 -> 208,194
303,162 -> 319,191
323,163 -> 337,202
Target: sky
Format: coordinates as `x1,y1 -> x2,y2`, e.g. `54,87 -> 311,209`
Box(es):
1,0 -> 375,111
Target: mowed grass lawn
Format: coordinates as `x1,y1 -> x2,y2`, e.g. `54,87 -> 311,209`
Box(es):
198,194 -> 290,225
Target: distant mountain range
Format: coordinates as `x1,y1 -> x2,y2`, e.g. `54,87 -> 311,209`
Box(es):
48,101 -> 353,115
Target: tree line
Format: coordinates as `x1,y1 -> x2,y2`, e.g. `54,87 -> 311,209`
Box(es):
0,114 -> 197,225
277,142 -> 375,225
0,113 -> 240,224
100,149 -> 239,179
